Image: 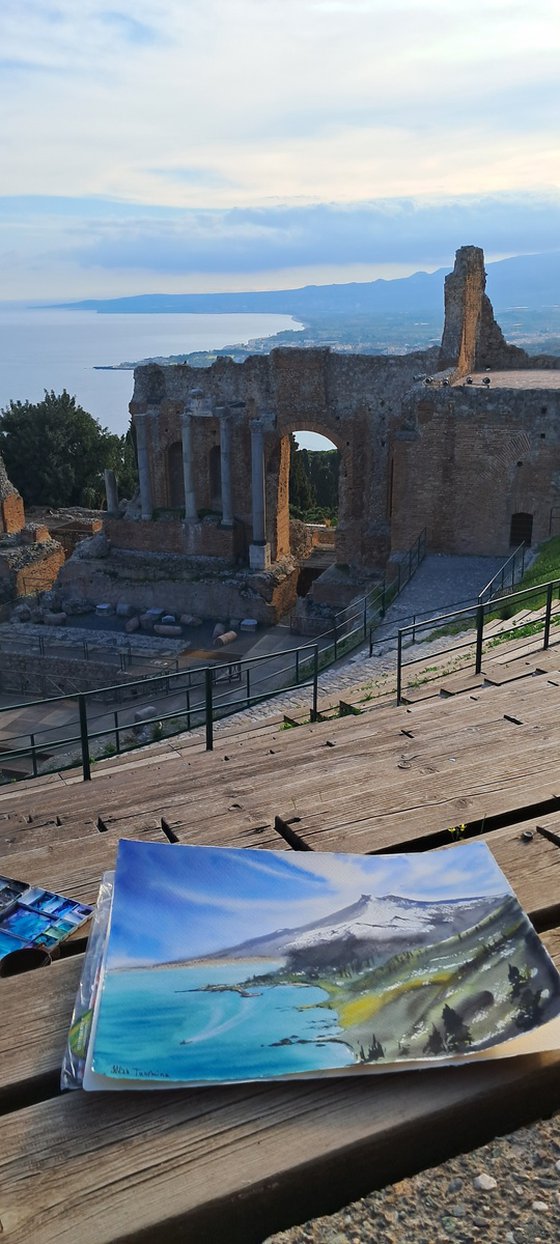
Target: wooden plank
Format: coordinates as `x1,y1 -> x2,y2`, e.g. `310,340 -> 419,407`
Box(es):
1,1037 -> 560,1242
0,954 -> 83,1107
277,769 -> 560,856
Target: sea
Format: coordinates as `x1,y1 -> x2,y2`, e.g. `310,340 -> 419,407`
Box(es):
0,307 -> 301,438
91,960 -> 353,1084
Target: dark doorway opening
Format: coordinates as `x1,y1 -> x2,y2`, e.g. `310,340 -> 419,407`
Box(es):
509,512 -> 533,547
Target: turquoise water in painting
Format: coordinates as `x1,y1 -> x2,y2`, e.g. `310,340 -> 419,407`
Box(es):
92,960 -> 354,1083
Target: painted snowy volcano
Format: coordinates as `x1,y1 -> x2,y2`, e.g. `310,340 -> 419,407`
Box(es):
211,891 -> 503,966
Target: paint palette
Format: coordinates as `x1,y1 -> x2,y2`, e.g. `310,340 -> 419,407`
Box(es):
0,873 -> 92,965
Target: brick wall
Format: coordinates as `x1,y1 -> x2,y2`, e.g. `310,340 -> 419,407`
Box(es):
391,387 -> 560,555
0,492 -> 25,535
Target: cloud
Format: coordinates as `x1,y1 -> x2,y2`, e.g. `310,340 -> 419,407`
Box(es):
1,0 -> 559,295
65,193 -> 560,274
97,10 -> 161,45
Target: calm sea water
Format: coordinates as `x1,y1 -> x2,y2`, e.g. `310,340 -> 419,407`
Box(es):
0,308 -> 300,437
92,960 -> 354,1084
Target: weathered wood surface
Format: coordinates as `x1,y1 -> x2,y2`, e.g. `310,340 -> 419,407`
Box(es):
1,659 -> 560,1242
1,1002 -> 559,1244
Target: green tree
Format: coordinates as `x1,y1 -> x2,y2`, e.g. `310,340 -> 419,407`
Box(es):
0,391 -> 137,508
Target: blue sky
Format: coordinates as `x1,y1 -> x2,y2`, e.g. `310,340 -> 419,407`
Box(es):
107,840 -> 511,969
1,0 -> 559,299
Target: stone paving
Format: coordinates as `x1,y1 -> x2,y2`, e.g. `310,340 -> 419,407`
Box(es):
211,553 -> 506,733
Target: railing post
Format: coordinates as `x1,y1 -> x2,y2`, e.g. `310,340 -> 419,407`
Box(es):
311,645 -> 319,722
396,630 -> 403,706
186,687 -> 191,732
205,667 -> 214,751
412,614 -> 416,644
543,582 -> 554,650
113,711 -> 121,754
30,732 -> 38,778
295,649 -> 300,685
475,604 -> 485,675
246,668 -> 251,708
78,694 -> 91,782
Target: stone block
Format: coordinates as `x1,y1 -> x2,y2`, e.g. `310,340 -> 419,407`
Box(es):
63,597 -> 94,616
240,618 -> 258,633
145,607 -> 165,621
44,611 -> 67,626
139,613 -> 155,632
214,630 -> 237,647
13,604 -> 31,622
96,603 -> 114,617
161,614 -> 176,625
125,615 -> 140,634
116,601 -> 134,618
154,624 -> 182,637
212,622 -> 226,640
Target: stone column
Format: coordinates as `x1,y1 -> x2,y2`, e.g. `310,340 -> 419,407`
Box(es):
104,468 -> 119,516
218,409 -> 233,528
249,418 -> 271,570
135,413 -> 153,520
180,411 -> 198,522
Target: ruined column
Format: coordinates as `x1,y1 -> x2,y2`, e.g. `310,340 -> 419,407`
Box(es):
180,411 -> 198,522
249,418 -> 271,570
104,468 -> 119,516
135,412 -> 153,520
218,409 -> 233,528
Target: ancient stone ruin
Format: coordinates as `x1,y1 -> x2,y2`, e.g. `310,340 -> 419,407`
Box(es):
0,455 -> 65,617
58,245 -> 560,624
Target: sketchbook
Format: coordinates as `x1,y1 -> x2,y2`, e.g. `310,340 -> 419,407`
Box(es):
82,838 -> 560,1090
0,873 -> 92,967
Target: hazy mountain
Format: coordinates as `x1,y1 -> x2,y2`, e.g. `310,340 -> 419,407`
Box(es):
206,890 -> 503,967
56,251 -> 560,317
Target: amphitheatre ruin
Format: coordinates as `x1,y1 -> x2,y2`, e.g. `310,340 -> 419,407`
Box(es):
52,243 -> 560,631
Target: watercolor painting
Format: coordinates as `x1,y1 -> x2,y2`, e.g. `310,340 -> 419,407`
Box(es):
87,840 -> 560,1087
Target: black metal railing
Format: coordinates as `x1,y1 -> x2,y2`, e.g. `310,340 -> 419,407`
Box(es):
477,543 -> 526,605
395,577 -> 560,705
0,530 -> 427,786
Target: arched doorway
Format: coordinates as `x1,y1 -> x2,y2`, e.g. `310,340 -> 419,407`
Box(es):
288,430 -> 340,595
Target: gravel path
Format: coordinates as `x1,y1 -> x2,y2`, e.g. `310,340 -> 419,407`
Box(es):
264,1112 -> 560,1244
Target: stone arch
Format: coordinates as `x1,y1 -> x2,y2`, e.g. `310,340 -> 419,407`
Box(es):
273,420 -> 348,564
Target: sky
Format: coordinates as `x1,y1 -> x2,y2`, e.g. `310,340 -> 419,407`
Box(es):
1,0 -> 559,301
107,840 -> 510,968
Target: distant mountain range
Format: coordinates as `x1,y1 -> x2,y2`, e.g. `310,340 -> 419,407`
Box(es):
57,251 -> 560,317
201,890 -> 503,970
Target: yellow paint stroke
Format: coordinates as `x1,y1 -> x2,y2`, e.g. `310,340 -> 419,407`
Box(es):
340,971 -> 452,1028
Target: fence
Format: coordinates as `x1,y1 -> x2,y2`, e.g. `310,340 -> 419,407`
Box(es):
0,632 -> 179,675
395,577 -> 560,705
0,530 -> 428,784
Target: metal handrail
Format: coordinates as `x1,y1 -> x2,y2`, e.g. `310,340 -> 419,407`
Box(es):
396,576 -> 560,704
477,542 -> 526,605
0,530 -> 427,786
